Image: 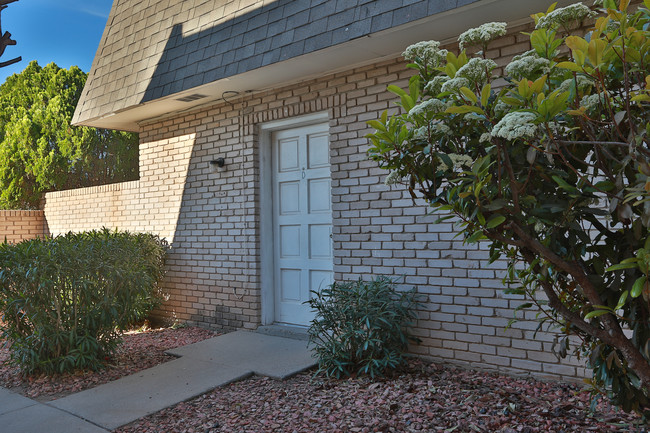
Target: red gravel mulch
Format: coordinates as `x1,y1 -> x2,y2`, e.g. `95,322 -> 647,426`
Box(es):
116,359 -> 648,433
0,325 -> 217,401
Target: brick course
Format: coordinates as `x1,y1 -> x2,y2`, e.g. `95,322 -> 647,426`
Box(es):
0,210 -> 48,243
45,24 -> 587,382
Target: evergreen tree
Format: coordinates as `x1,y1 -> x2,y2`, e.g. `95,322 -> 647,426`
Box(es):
0,61 -> 138,209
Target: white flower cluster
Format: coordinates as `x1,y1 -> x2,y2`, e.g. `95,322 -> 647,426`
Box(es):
479,132 -> 492,143
535,3 -> 596,30
413,126 -> 428,140
558,75 -> 594,94
456,58 -> 497,85
580,92 -> 609,111
450,154 -> 474,168
505,50 -> 551,80
424,76 -> 448,95
408,98 -> 449,118
540,121 -> 568,140
493,100 -> 510,116
492,111 -> 539,140
384,170 -> 403,185
441,77 -> 470,94
465,112 -> 484,121
402,40 -> 448,70
413,122 -> 451,140
431,121 -> 451,135
458,22 -> 507,50
439,153 -> 474,172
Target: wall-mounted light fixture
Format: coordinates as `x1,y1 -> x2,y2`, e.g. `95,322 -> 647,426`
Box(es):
210,157 -> 226,172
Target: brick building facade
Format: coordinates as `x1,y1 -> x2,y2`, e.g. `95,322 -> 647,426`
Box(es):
42,0 -> 586,381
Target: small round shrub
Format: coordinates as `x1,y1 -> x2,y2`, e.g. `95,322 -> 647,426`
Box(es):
307,276 -> 420,379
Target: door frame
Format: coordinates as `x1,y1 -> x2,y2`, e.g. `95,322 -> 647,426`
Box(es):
259,112 -> 330,326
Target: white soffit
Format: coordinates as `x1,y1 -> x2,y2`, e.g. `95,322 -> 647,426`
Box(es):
85,0 -> 575,131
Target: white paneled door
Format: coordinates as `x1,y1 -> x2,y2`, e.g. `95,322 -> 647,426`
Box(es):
272,123 -> 333,326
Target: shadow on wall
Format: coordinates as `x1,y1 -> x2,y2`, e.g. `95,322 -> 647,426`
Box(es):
0,210 -> 49,244
144,105 -> 258,331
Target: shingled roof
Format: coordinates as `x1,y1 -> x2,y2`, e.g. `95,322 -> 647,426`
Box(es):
74,0 -> 571,131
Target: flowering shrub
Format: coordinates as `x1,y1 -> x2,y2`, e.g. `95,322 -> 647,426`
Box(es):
368,0 -> 650,416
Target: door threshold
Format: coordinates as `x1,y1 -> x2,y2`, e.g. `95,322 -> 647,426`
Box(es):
256,324 -> 309,341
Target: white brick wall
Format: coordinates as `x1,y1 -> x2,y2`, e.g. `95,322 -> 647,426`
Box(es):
43,23 -> 588,382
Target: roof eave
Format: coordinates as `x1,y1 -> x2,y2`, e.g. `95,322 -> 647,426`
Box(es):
73,0 -> 575,131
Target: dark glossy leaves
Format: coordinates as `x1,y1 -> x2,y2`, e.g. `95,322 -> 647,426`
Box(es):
0,229 -> 168,374
306,277 -> 420,379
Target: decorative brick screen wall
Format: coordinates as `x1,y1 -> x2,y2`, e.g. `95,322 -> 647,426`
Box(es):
0,210 -> 48,243
44,23 -> 586,382
45,181 -> 142,235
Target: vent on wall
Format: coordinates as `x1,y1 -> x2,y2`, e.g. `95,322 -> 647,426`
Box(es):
175,93 -> 208,102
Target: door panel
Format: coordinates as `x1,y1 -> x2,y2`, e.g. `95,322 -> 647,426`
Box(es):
278,182 -> 300,214
308,179 -> 331,213
272,123 -> 332,326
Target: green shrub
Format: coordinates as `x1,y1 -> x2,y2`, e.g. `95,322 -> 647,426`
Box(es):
0,228 -> 168,374
307,276 -> 420,379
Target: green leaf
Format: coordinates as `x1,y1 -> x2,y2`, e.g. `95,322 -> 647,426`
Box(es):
437,152 -> 453,169
408,75 -> 420,102
518,79 -> 532,98
530,29 -> 547,57
445,105 -> 485,115
555,61 -> 583,72
530,75 -> 547,94
486,215 -> 506,229
434,215 -> 455,224
606,262 -> 638,271
631,276 -> 646,298
514,302 -> 533,312
444,63 -> 457,78
584,309 -> 611,319
615,290 -> 629,310
631,94 -> 650,102
366,120 -> 386,132
594,180 -> 615,191
484,199 -> 507,211
500,96 -> 523,106
387,85 -> 407,98
566,35 -> 589,54
459,87 -> 478,104
552,175 -> 578,193
480,84 -> 491,106
587,36 -> 607,67
466,231 -> 485,243
399,94 -> 415,112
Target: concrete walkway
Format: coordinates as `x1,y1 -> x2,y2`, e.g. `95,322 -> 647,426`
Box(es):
0,330 -> 316,432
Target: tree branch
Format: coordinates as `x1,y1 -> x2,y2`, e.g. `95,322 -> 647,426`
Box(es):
0,55 -> 20,68
509,222 -> 650,389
